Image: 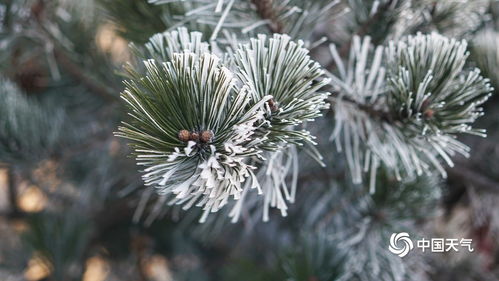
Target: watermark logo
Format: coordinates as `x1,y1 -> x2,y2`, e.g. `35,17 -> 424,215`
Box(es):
388,233 -> 474,257
389,232 -> 414,257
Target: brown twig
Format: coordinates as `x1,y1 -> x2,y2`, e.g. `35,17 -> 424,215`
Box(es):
251,0 -> 284,33
7,166 -> 21,217
328,90 -> 393,123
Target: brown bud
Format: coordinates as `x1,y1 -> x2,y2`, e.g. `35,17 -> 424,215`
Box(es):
190,132 -> 200,142
200,130 -> 214,143
423,109 -> 435,119
178,130 -> 191,142
267,99 -> 278,112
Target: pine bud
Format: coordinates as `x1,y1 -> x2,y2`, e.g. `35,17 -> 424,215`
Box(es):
178,130 -> 191,142
267,98 -> 278,112
190,132 -> 200,142
421,99 -> 435,119
423,109 -> 435,119
200,130 -> 214,143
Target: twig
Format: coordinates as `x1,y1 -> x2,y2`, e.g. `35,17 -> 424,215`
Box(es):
251,0 -> 284,33
328,89 -> 393,123
7,166 -> 21,218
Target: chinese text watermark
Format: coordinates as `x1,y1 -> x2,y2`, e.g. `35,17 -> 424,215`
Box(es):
389,232 -> 474,257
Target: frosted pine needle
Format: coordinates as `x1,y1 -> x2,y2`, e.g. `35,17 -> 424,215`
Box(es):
328,33 -> 492,192
116,52 -> 271,222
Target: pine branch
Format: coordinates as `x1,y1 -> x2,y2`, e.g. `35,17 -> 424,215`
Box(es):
251,0 -> 284,33
117,32 -> 330,223
234,34 -> 330,150
327,33 -> 492,190
326,34 -> 395,127
116,52 -> 273,222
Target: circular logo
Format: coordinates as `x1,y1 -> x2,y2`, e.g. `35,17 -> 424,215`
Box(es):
389,232 -> 414,257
